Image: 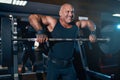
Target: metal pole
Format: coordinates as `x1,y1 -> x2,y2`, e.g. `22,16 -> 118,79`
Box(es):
10,15 -> 19,80
1,17 -> 13,80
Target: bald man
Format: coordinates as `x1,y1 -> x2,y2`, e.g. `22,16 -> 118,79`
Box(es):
29,3 -> 96,80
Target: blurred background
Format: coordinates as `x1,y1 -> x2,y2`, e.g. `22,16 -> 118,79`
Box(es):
0,0 -> 120,80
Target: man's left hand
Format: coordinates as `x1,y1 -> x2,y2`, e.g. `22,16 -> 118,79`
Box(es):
89,34 -> 96,43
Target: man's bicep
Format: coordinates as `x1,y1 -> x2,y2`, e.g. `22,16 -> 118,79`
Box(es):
76,20 -> 88,28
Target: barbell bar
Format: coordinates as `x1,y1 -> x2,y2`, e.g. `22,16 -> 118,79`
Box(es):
13,38 -> 110,42
0,38 -> 110,42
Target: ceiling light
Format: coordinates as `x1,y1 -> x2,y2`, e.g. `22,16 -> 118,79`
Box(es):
78,16 -> 88,20
12,0 -> 27,6
0,0 -> 27,6
117,25 -> 120,29
0,0 -> 12,4
112,14 -> 120,17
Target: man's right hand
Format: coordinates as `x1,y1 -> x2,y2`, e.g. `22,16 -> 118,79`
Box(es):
36,34 -> 48,43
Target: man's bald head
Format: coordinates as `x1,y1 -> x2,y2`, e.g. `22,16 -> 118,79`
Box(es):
59,3 -> 74,12
59,3 -> 75,23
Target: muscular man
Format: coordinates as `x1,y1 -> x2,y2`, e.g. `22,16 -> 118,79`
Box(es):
29,3 -> 96,80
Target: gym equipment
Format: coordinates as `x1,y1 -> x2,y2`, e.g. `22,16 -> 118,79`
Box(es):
99,25 -> 120,54
0,37 -> 110,42
0,17 -> 114,80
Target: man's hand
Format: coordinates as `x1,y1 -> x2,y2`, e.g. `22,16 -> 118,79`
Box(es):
36,34 -> 48,43
89,34 -> 96,43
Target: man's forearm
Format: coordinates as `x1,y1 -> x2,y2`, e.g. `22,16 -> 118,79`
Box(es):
87,20 -> 96,32
29,14 -> 43,31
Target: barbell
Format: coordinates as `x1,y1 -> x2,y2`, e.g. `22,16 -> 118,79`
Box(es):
11,34 -> 119,55
9,38 -> 110,42
0,37 -> 110,42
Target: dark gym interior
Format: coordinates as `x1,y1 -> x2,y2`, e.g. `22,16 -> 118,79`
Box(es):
0,0 -> 120,80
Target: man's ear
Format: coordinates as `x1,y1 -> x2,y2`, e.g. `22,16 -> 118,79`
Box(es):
59,10 -> 62,16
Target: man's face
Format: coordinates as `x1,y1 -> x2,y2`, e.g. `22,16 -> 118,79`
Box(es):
59,5 -> 74,23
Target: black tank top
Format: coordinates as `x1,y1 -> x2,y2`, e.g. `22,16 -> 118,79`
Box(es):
48,20 -> 78,60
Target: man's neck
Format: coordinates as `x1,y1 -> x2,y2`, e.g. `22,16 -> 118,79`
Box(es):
59,19 -> 72,28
